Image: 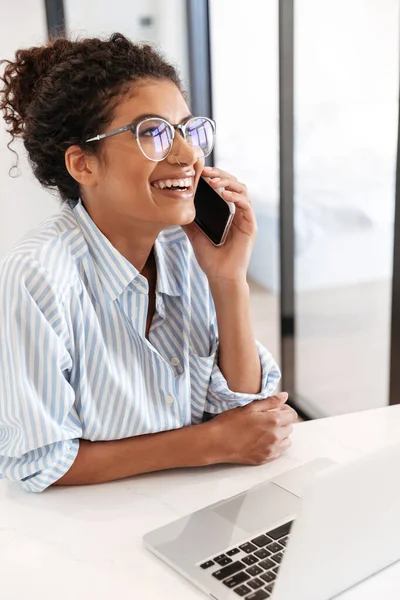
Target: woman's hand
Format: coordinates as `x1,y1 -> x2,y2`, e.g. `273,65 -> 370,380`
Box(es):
208,393 -> 297,465
183,166 -> 257,285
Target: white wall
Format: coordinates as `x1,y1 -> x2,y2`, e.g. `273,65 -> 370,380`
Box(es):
65,0 -> 158,43
209,0 -> 279,205
154,0 -> 190,93
0,0 -> 58,259
64,0 -> 190,90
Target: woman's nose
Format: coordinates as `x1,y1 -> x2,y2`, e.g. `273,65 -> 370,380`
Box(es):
166,131 -> 199,166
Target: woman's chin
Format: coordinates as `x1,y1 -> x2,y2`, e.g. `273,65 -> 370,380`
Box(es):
165,206 -> 196,227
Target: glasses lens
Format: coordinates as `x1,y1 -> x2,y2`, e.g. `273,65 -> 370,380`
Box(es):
185,117 -> 215,158
137,119 -> 173,161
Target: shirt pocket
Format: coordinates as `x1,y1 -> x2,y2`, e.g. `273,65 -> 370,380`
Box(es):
189,349 -> 217,421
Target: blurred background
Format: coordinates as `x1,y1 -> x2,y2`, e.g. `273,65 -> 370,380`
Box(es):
1,0 -> 400,419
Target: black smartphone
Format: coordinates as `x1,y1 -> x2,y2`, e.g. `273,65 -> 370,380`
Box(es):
193,176 -> 236,246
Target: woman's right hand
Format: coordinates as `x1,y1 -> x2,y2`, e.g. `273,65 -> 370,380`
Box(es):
209,393 -> 297,465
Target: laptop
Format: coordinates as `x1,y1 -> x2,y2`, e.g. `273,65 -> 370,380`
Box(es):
144,443 -> 400,600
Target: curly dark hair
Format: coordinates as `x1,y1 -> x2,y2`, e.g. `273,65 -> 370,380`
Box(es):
0,33 -> 183,201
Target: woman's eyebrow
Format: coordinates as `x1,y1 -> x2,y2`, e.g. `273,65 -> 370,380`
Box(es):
131,113 -> 193,124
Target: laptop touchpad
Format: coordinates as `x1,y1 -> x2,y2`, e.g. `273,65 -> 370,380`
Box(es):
211,482 -> 299,534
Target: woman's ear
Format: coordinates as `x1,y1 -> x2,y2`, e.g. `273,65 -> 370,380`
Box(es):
65,145 -> 99,188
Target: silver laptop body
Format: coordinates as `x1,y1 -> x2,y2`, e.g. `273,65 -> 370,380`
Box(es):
144,444 -> 400,600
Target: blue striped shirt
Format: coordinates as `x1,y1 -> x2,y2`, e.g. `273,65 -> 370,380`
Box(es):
0,199 -> 280,492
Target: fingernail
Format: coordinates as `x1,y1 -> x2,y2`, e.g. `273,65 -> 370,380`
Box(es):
223,190 -> 232,196
279,392 -> 288,401
203,166 -> 213,171
210,177 -> 221,182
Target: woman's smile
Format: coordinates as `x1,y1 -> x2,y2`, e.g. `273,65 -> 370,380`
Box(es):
151,171 -> 195,201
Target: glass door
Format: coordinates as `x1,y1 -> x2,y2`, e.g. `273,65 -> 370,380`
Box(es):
294,0 -> 399,416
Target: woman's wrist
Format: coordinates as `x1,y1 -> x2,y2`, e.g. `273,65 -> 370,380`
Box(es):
208,277 -> 250,301
199,418 -> 226,465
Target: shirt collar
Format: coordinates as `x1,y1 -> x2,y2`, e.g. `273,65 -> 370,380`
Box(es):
70,199 -> 182,300
154,236 -> 182,297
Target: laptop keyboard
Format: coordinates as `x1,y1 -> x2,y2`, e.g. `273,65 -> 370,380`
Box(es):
199,520 -> 293,599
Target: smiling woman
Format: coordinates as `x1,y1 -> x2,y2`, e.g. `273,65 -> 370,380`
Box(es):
0,33 -> 295,492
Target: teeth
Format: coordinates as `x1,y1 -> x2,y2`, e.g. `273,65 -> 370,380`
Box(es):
153,177 -> 192,189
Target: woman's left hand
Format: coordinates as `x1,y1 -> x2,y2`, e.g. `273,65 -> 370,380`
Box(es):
182,166 -> 257,285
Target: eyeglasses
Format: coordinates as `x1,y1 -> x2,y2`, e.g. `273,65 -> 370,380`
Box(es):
84,116 -> 216,162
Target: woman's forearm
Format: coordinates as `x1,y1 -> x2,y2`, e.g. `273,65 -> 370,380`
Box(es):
54,422 -> 219,486
209,279 -> 262,394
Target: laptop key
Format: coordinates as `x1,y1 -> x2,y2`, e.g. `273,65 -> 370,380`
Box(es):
212,560 -> 246,581
217,557 -> 232,566
266,542 -> 282,554
245,590 -> 270,600
213,554 -> 232,566
266,584 -> 274,593
280,536 -> 289,547
239,542 -> 258,554
242,555 -> 259,566
260,570 -> 276,584
227,548 -> 240,557
246,565 -> 263,577
234,584 -> 251,597
200,560 -> 214,569
254,548 -> 271,560
251,534 -> 272,547
272,566 -> 279,574
272,552 -> 283,564
267,521 -> 293,540
223,571 -> 250,588
213,553 -> 226,562
247,577 -> 264,590
259,558 -> 275,571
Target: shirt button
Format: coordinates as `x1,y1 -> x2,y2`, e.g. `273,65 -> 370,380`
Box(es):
170,357 -> 180,367
165,395 -> 175,406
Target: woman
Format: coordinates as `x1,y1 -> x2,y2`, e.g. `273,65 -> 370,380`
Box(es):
0,34 -> 296,492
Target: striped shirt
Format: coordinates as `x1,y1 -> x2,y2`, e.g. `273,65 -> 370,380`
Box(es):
0,199 -> 280,492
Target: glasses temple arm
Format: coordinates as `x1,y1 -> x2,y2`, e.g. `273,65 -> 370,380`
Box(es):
85,124 -> 133,144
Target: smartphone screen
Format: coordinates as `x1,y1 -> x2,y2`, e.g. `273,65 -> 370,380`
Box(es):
194,177 -> 234,245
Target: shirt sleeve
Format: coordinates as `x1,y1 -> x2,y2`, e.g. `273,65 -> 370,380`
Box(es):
0,255 -> 81,492
204,310 -> 281,416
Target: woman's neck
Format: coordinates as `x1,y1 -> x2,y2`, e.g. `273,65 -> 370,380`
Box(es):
81,199 -> 161,273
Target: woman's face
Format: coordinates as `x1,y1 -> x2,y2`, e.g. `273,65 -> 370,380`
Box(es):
85,79 -> 204,231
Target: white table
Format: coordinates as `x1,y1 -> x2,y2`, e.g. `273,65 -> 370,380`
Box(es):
1,405 -> 400,600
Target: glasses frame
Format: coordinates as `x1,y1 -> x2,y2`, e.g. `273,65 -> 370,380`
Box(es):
84,116 -> 216,162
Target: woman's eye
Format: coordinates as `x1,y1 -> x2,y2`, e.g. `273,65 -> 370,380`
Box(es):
141,128 -> 158,137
